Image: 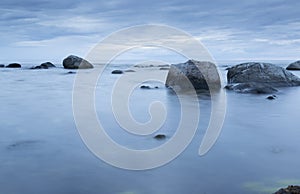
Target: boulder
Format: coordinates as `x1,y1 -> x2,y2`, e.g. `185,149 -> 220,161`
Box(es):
274,185 -> 300,194
165,60 -> 221,91
226,62 -> 300,93
0,64 -> 5,68
63,55 -> 93,69
6,63 -> 21,68
31,62 -> 56,69
286,61 -> 300,70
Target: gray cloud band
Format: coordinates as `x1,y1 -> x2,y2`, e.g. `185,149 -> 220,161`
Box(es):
72,24 -> 226,170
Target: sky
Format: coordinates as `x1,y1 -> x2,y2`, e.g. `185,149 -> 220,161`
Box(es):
1,0 -> 300,64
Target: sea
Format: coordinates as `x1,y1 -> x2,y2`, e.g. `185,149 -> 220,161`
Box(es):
1,60 -> 300,194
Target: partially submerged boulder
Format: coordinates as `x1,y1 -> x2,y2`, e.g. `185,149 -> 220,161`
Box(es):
31,62 -> 56,69
165,60 -> 221,91
286,61 -> 300,70
226,62 -> 300,93
63,55 -> 93,69
6,63 -> 21,68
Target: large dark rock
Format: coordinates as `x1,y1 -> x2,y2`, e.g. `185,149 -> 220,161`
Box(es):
6,63 -> 21,68
274,185 -> 300,194
31,62 -> 56,69
286,61 -> 300,70
63,55 -> 93,69
226,62 -> 300,93
165,60 -> 221,91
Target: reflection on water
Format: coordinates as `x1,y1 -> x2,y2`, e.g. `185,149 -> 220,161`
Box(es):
0,64 -> 300,194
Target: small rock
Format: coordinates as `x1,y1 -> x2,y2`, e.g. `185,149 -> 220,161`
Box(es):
66,71 -> 76,74
159,67 -> 170,70
154,86 -> 159,89
158,64 -> 170,67
154,134 -> 166,140
140,85 -> 151,89
266,95 -> 277,100
40,62 -> 56,68
6,63 -> 21,68
274,185 -> 300,194
0,64 -> 5,68
31,62 -> 56,69
111,70 -> 123,74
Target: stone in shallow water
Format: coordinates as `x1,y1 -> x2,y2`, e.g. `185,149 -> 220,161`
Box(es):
6,63 -> 21,68
111,70 -> 123,74
266,95 -> 277,100
31,62 -> 56,69
140,85 -> 151,89
154,134 -> 166,140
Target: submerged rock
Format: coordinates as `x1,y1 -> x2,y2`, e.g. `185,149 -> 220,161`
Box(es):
286,61 -> 300,70
266,95 -> 277,100
124,69 -> 135,73
159,67 -> 170,70
274,185 -> 300,194
111,70 -> 123,74
66,71 -> 76,74
7,140 -> 41,150
154,134 -> 166,140
31,62 -> 56,69
63,55 -> 93,69
226,62 -> 300,93
6,63 -> 21,68
140,85 -> 151,89
165,60 -> 221,91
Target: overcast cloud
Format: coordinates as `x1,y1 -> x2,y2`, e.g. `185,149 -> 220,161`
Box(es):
1,0 -> 300,63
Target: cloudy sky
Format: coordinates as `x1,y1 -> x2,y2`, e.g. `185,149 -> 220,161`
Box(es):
1,0 -> 300,64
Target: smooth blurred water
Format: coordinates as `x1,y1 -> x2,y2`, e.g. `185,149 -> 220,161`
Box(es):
1,62 -> 300,194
